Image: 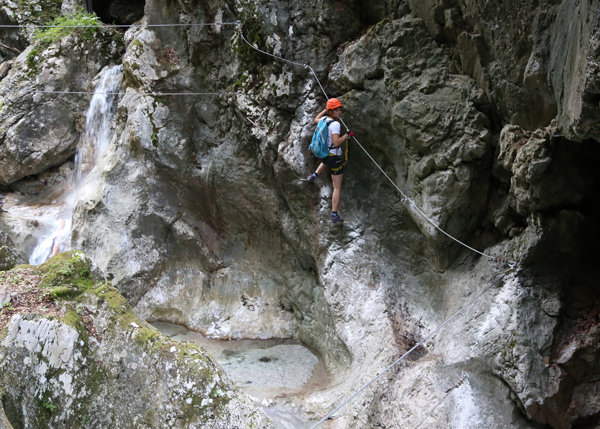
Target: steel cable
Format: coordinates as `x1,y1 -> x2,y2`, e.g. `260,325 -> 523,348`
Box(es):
310,273 -> 508,428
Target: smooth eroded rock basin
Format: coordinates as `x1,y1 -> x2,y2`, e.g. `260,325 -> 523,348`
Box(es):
152,321 -> 332,429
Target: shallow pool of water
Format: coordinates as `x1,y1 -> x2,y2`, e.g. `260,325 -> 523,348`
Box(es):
151,322 -> 331,428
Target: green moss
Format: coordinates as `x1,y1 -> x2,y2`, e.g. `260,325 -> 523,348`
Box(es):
90,283 -> 164,350
34,9 -> 101,48
233,2 -> 270,75
149,107 -> 161,148
2,251 -> 249,427
0,252 -> 254,427
36,251 -> 96,292
26,48 -> 39,72
12,264 -> 36,270
81,357 -> 107,400
133,323 -> 163,348
61,307 -> 89,343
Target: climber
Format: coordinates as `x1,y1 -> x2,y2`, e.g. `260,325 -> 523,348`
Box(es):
306,98 -> 353,223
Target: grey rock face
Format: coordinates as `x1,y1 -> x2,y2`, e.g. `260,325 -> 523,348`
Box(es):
0,253 -> 272,428
409,0 -> 600,141
0,16 -> 123,185
0,231 -> 24,271
70,0 -> 366,376
549,0 -> 600,141
494,124 -> 595,219
0,0 -> 599,428
328,15 -> 492,268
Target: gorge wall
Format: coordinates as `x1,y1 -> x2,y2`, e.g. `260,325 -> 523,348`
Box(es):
0,0 -> 599,427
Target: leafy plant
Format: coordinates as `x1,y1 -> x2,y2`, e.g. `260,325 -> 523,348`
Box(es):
26,48 -> 39,70
209,387 -> 221,399
34,9 -> 101,47
42,400 -> 56,412
56,264 -> 75,276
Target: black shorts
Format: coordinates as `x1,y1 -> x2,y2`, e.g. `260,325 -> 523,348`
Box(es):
321,155 -> 345,175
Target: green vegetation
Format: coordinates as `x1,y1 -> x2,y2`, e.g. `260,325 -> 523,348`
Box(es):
0,251 -> 246,426
26,48 -> 39,71
37,250 -> 97,291
33,9 -> 101,47
209,387 -> 221,399
149,103 -> 162,148
38,390 -> 58,426
234,3 -> 269,74
42,400 -> 56,412
62,307 -> 90,342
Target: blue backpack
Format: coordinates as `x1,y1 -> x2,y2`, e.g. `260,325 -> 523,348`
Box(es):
309,117 -> 333,159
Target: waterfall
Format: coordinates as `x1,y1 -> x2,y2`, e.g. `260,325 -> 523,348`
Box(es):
29,65 -> 123,265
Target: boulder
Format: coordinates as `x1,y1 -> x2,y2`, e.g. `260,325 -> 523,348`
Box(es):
0,251 -> 272,428
0,0 -> 599,428
0,230 -> 25,271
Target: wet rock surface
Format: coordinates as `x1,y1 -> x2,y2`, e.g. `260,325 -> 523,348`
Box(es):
0,1 -> 599,428
154,321 -> 329,428
0,252 -> 272,428
0,9 -> 123,185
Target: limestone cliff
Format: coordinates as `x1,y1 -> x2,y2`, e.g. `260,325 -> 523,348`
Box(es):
0,0 -> 599,428
0,251 -> 271,428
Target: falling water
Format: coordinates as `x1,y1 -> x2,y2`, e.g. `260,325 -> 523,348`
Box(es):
29,65 -> 123,265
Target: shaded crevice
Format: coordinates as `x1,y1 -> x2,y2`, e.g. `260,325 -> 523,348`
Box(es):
1,392 -> 23,429
573,411 -> 600,429
89,0 -> 145,26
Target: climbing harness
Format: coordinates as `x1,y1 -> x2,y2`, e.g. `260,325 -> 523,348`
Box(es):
237,23 -> 517,269
0,17 -> 524,424
329,137 -> 349,174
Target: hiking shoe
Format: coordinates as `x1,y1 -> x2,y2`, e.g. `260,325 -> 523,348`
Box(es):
331,213 -> 344,223
305,173 -> 317,182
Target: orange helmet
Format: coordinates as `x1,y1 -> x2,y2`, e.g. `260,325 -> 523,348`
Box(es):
326,98 -> 342,111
